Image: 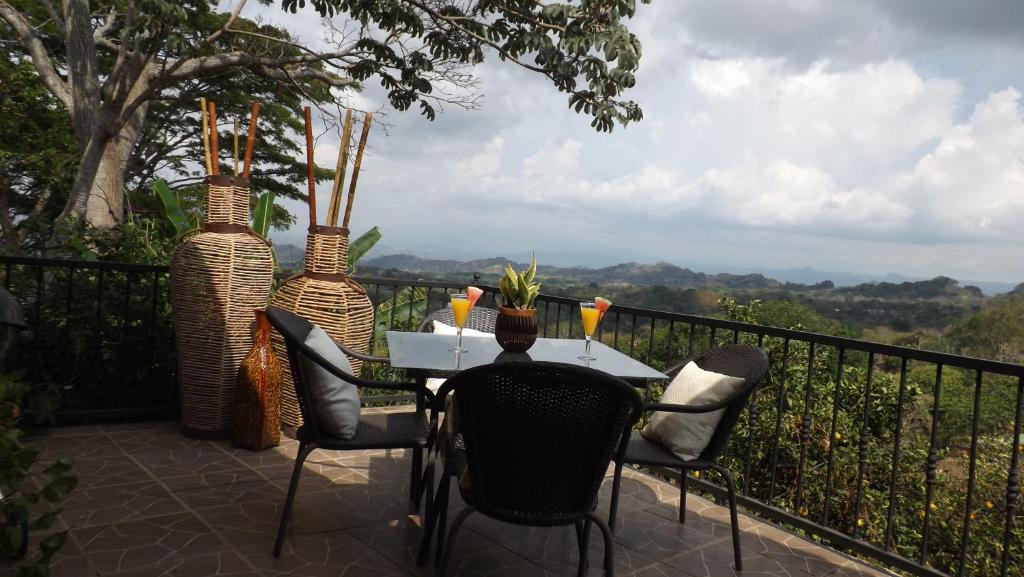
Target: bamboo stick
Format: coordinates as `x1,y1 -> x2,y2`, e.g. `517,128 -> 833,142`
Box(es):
200,97 -> 212,176
303,106 -> 317,227
233,118 -> 240,176
342,113 -> 372,229
208,101 -> 219,175
242,102 -> 261,179
326,110 -> 353,227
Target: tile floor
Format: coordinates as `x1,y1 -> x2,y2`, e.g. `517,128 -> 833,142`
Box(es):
7,413 -> 894,577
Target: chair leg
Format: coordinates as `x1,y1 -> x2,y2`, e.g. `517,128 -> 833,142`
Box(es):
416,455 -> 446,567
410,445 -> 423,503
575,518 -> 592,577
679,470 -> 688,524
434,490 -> 450,568
439,506 -> 475,577
608,459 -> 625,534
273,443 -> 315,557
586,511 -> 616,577
713,464 -> 743,571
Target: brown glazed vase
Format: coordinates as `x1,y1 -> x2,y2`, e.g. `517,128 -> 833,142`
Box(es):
231,309 -> 284,451
494,306 -> 539,352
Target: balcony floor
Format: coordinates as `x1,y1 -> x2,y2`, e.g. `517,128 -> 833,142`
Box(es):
15,411 -> 892,577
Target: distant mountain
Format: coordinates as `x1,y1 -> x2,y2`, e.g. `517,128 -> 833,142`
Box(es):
361,253 -> 1019,299
362,254 -> 836,291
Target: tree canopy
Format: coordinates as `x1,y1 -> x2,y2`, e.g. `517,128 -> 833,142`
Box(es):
0,0 -> 650,238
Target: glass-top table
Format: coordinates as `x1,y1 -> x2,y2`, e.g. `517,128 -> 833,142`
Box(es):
386,331 -> 669,383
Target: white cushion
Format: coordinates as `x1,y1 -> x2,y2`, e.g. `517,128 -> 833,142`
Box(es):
299,325 -> 361,440
641,361 -> 746,461
426,378 -> 446,394
432,320 -> 492,337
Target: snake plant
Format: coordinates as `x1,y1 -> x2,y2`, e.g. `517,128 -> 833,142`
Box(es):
498,254 -> 540,309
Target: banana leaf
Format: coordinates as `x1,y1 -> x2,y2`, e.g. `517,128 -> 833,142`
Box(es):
251,192 -> 274,239
348,226 -> 382,272
153,179 -> 190,237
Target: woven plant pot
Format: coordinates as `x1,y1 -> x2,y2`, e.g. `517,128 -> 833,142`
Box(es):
494,306 -> 538,352
170,174 -> 274,439
272,225 -> 374,430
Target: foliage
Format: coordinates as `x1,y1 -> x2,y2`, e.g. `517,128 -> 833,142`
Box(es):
0,48 -> 77,252
348,226 -> 382,273
498,254 -> 540,309
0,372 -> 77,575
286,0 -> 648,131
945,293 -> 1024,364
251,192 -> 276,240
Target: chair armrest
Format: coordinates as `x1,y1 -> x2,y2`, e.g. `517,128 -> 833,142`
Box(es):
644,376 -> 760,414
296,339 -> 432,400
662,357 -> 692,378
330,336 -> 391,364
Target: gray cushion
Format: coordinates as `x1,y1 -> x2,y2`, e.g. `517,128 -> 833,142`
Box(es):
299,325 -> 361,439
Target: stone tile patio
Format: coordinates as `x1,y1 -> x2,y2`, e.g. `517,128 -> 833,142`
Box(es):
8,413 -> 894,577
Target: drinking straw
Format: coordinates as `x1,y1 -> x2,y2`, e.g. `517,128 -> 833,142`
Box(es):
303,106 -> 317,227
327,109 -> 353,227
233,118 -> 239,176
200,97 -> 212,176
242,102 -> 261,179
342,112 -> 372,229
207,101 -> 219,175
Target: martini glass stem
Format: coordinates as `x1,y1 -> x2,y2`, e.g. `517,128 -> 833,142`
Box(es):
456,327 -> 463,352
584,335 -> 592,358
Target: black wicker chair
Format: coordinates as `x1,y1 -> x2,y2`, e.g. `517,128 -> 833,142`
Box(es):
416,306 -> 499,333
607,343 -> 769,571
421,361 -> 643,577
265,307 -> 435,557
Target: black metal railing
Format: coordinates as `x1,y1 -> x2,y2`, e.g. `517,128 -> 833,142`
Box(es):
1,255 -> 1020,577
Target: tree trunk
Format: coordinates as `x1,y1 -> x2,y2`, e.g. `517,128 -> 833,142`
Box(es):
64,76 -> 151,230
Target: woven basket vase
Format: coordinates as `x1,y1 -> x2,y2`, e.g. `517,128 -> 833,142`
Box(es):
272,225 -> 374,430
170,174 -> 274,439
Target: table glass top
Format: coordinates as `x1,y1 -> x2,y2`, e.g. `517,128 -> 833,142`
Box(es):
386,331 -> 668,381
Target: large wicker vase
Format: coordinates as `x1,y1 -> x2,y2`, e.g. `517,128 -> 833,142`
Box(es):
232,309 -> 284,451
272,225 -> 374,430
170,174 -> 274,439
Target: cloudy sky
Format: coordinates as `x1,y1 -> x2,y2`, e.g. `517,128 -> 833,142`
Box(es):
252,1 -> 1024,284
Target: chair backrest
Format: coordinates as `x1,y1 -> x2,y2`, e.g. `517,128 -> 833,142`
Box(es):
267,306 -> 369,442
692,344 -> 770,462
416,306 -> 499,333
441,361 -> 643,526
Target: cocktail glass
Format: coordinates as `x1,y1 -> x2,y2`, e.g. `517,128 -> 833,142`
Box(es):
449,293 -> 471,353
579,302 -> 600,360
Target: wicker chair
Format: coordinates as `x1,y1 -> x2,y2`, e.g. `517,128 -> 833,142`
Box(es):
265,307 -> 435,557
415,306 -> 499,333
607,344 -> 769,571
422,361 -> 643,577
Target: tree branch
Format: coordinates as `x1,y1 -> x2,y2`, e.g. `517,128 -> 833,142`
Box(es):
0,0 -> 72,109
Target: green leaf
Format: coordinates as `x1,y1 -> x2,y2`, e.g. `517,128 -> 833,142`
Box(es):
347,226 -> 382,272
251,192 -> 274,239
523,253 -> 537,284
152,179 -> 190,237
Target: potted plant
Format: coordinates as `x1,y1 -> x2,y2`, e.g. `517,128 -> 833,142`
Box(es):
495,255 -> 541,352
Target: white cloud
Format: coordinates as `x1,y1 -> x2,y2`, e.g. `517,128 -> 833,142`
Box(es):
900,89 -> 1024,241
454,136 -> 504,178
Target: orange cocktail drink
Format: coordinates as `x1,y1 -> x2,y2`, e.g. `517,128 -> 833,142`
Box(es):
451,296 -> 471,328
579,297 -> 611,361
580,305 -> 600,338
